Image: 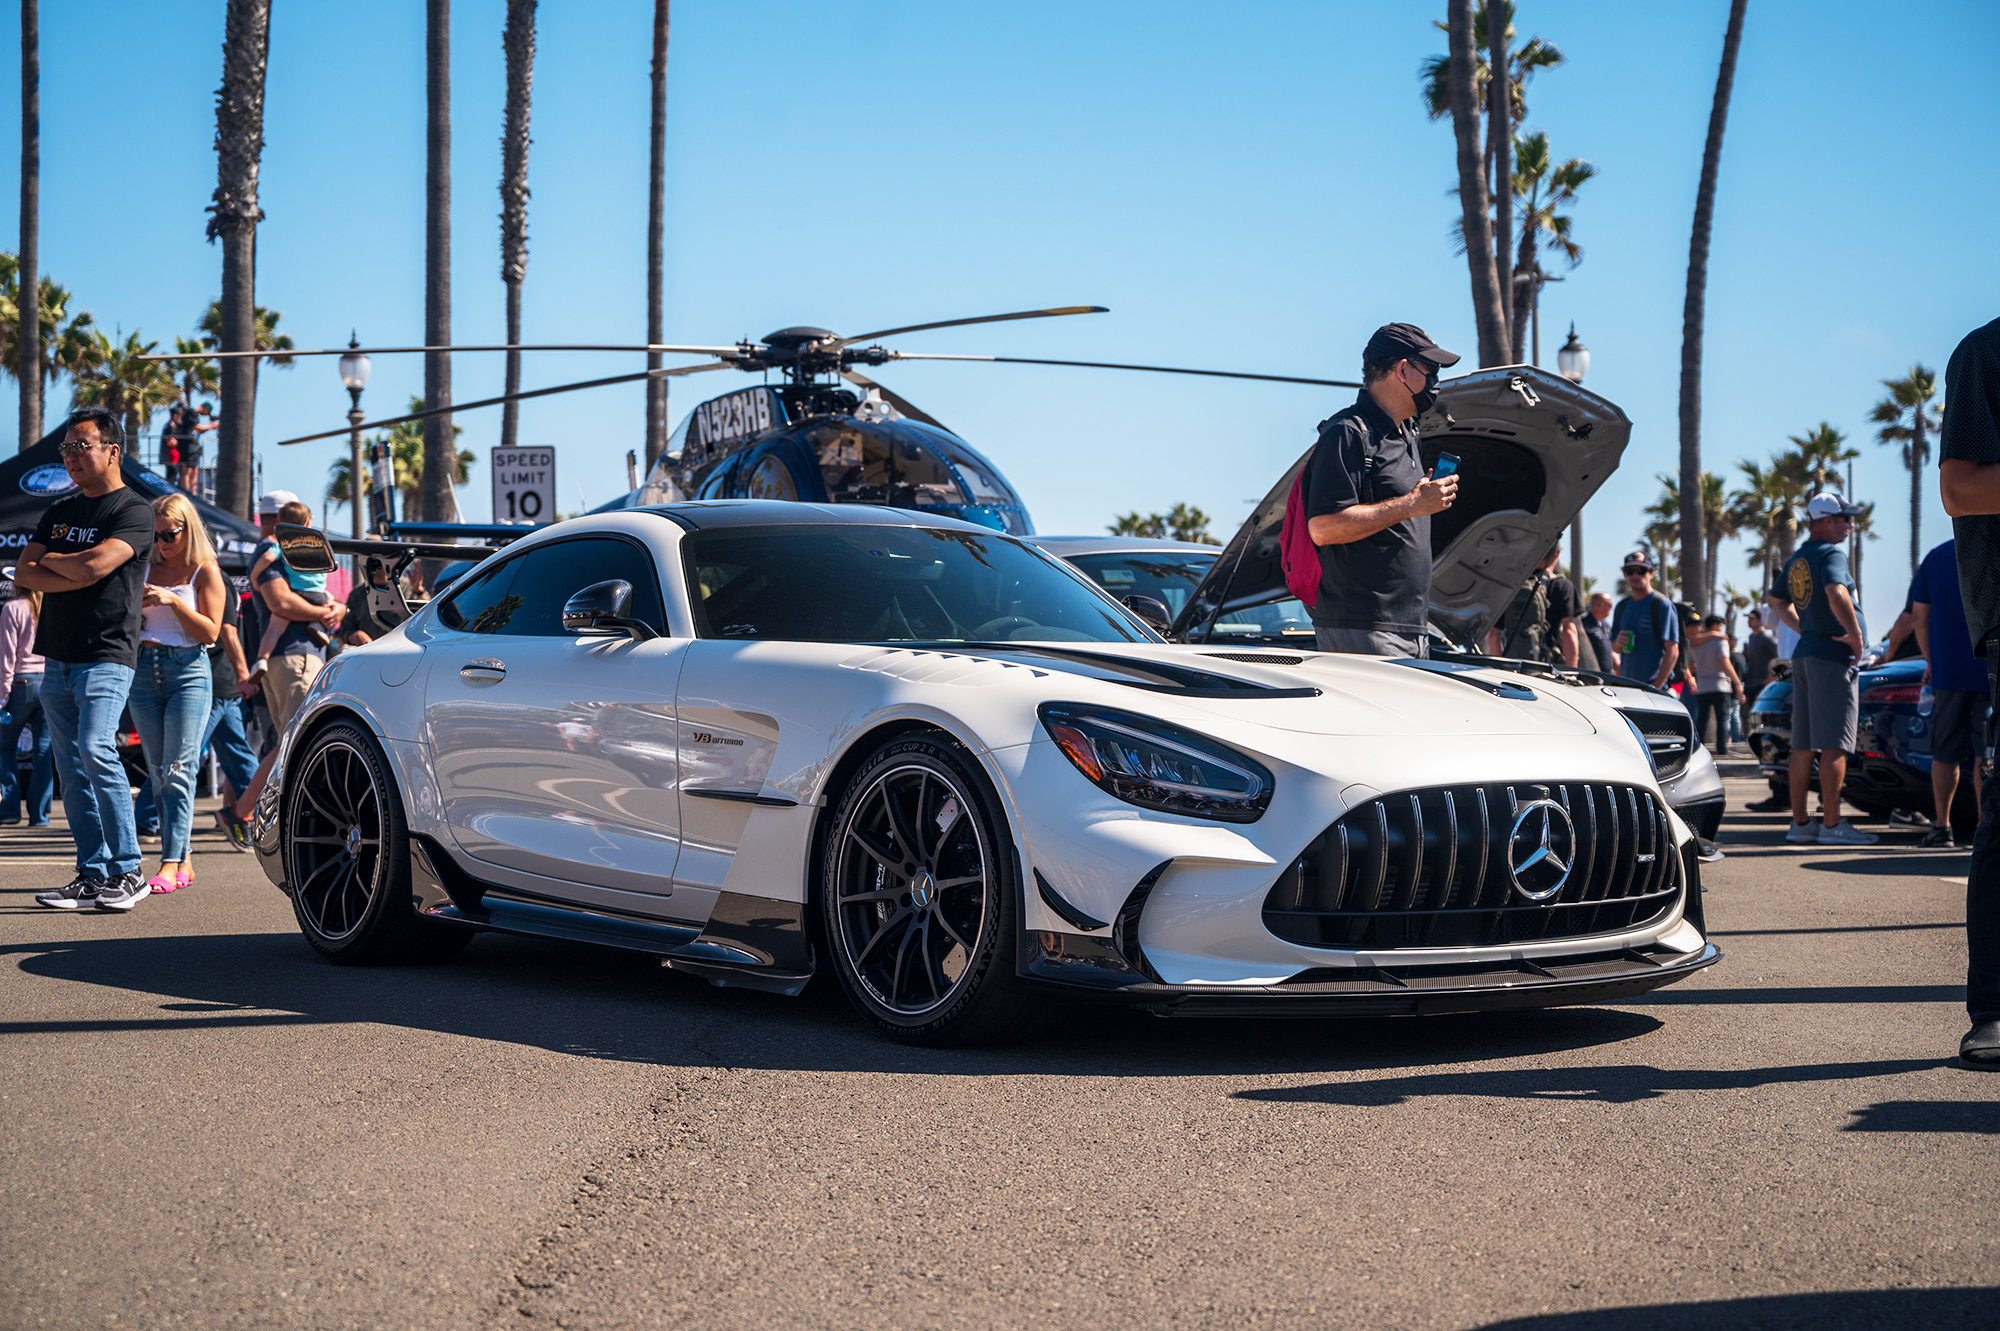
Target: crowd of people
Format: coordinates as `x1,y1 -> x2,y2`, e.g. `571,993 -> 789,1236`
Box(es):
9,406 -> 399,910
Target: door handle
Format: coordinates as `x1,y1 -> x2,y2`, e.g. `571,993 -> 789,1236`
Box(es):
460,658 -> 506,681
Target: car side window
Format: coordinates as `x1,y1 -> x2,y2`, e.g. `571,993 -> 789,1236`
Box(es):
494,536 -> 667,637
435,556 -> 525,635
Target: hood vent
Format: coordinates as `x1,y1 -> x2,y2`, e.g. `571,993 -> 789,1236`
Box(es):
1200,652 -> 1306,666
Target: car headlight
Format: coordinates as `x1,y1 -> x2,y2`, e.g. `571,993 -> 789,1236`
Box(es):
1621,712 -> 1660,774
1039,703 -> 1273,823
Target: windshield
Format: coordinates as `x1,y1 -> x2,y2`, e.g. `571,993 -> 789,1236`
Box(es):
1065,550 -> 1313,639
684,524 -> 1153,644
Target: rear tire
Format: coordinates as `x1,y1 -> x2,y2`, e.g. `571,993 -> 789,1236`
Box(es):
820,733 -> 1067,1045
284,721 -> 472,966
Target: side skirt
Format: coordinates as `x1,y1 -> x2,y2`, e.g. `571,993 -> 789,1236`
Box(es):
409,835 -> 815,996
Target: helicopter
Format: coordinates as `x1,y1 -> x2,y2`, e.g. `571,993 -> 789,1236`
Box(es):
151,305 -> 1362,535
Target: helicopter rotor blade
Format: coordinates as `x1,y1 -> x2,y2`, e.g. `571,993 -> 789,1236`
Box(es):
143,343 -> 745,362
837,369 -> 951,433
884,352 -> 1361,390
836,305 -> 1107,348
275,361 -> 733,446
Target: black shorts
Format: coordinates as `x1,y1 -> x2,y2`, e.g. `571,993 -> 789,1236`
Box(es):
1930,688 -> 1990,767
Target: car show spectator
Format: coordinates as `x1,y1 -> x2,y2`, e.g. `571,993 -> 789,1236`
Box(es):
232,497 -> 342,827
1490,546 -> 1582,666
1765,491 -> 1875,847
160,401 -> 216,494
1911,538 -> 1985,849
202,569 -> 257,850
1742,608 -> 1778,702
340,555 -> 411,646
0,588 -> 52,826
1609,551 -> 1679,688
17,408 -> 156,910
130,493 -> 226,895
1303,323 -> 1460,657
249,500 -> 329,678
1935,313 -> 2000,1067
1582,591 -> 1617,674
1687,614 -> 1744,756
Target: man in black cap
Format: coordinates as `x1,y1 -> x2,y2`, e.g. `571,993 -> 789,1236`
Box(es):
1304,323 -> 1460,656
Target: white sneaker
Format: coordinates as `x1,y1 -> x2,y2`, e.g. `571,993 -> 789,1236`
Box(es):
35,874 -> 103,910
1814,819 -> 1879,847
94,871 -> 152,911
1784,821 -> 1819,844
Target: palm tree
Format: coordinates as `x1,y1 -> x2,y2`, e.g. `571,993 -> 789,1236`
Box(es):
1729,458 -> 1797,596
0,262 -> 96,407
645,0 -> 671,471
1676,0 -> 1749,624
1787,422 -> 1858,491
328,396 -> 471,525
18,0 -> 38,449
424,0 -> 454,523
1506,131 -> 1594,362
71,329 -> 182,457
1419,2 -> 1565,185
499,0 -> 536,454
1870,365 -> 1941,578
171,335 -> 219,405
1720,581 -> 1753,638
1444,1 -> 1508,367
1644,475 -> 1684,601
198,299 -> 294,367
207,0 -> 272,519
1846,499 -> 1877,606
1698,470 -> 1738,616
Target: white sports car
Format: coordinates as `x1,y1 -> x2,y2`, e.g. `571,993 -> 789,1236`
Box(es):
259,498 -> 1718,1044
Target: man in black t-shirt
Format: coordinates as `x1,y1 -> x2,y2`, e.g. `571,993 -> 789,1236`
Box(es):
1304,323 -> 1460,656
1937,315 -> 2000,1068
16,408 -> 156,910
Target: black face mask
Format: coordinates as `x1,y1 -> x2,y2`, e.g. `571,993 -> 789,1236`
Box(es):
1408,361 -> 1441,417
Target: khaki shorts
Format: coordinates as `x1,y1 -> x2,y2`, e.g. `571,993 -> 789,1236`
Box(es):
264,653 -> 323,734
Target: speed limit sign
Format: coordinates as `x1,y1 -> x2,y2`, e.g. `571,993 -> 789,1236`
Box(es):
492,446 -> 555,524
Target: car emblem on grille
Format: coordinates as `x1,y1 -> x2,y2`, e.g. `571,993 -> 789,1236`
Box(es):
1506,799 -> 1575,901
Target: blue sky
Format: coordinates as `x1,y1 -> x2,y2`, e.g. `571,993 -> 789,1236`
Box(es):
2,1 -> 1995,634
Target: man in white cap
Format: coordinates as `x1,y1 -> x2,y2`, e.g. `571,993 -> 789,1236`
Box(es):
1765,491 -> 1876,847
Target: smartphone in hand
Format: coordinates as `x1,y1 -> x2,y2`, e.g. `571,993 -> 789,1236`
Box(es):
1432,451 -> 1460,479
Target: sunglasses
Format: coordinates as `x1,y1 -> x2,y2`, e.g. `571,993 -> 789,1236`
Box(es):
1622,567 -> 1650,576
155,525 -> 186,541
58,439 -> 113,457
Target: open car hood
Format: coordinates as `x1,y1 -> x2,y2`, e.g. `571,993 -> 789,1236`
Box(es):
1172,366 -> 1631,648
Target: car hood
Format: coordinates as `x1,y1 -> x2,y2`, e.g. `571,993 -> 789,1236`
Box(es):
1172,366 -> 1631,648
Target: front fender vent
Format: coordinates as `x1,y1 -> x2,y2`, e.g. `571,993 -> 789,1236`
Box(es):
1620,708 -> 1694,780
1263,781 -> 1682,949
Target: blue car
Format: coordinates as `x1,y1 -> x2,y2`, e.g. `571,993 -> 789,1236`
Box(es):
1748,655 -> 1978,835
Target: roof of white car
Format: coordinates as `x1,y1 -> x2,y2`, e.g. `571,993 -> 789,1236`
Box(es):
634,500 -> 1004,533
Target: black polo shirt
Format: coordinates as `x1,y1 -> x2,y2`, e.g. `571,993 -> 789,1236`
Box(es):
1943,316 -> 2000,652
1303,390 -> 1429,633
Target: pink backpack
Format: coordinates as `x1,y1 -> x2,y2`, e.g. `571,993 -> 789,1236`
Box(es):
1280,468 -> 1319,609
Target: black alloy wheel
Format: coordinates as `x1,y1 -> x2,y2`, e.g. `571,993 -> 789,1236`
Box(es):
284,722 -> 470,965
822,733 -> 1064,1045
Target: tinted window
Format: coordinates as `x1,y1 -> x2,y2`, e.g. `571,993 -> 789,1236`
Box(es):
808,422 -> 967,511
685,524 -> 1150,644
495,536 -> 666,637
436,556 -> 524,634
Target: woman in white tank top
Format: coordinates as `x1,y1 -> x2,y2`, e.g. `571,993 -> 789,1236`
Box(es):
131,493 -> 227,895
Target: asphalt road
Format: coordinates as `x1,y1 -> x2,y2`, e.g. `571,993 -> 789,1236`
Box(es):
3,769 -> 1996,1330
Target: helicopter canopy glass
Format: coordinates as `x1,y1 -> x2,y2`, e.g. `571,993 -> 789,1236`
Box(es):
683,523 -> 1151,644
805,420 -> 968,511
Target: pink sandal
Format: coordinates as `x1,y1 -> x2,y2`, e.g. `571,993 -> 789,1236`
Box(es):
146,872 -> 179,894
174,867 -> 193,891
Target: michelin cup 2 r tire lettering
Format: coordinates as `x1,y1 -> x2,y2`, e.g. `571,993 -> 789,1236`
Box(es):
822,733 -> 1065,1045
284,721 -> 471,966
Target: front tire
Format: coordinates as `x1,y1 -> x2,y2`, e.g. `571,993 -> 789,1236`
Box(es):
821,734 -> 1065,1045
284,721 -> 471,966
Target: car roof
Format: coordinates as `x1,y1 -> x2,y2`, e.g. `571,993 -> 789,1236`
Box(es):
634,500 -> 1007,534
1026,535 -> 1223,558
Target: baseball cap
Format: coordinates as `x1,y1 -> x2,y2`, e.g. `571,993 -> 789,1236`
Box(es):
257,489 -> 301,515
1620,550 -> 1654,573
1364,322 -> 1461,370
1804,491 -> 1865,520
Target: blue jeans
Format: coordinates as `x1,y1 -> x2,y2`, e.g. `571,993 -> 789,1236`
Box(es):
129,644 -> 214,863
1,673 -> 54,823
201,693 -> 259,800
43,659 -> 141,880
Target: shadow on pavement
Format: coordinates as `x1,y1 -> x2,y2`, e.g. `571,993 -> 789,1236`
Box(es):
0,929 -> 1663,1077
1844,1099 -> 2000,1134
1636,985 -> 1962,1005
1799,854 -> 1971,877
1476,1286 -> 1999,1330
1234,1057 -> 1952,1107
1711,923 -> 1959,937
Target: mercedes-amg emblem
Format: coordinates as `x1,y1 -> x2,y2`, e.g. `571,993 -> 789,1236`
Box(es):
1507,799 -> 1575,901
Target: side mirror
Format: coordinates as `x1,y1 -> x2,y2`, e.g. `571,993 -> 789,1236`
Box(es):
274,523 -> 336,575
562,579 -> 657,641
1121,594 -> 1173,635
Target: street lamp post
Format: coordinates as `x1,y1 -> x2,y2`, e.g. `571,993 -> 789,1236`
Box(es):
337,332 -> 371,539
1556,325 -> 1590,608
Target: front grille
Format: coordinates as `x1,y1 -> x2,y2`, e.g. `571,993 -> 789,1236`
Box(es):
1263,781 -> 1682,949
1620,709 -> 1693,780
